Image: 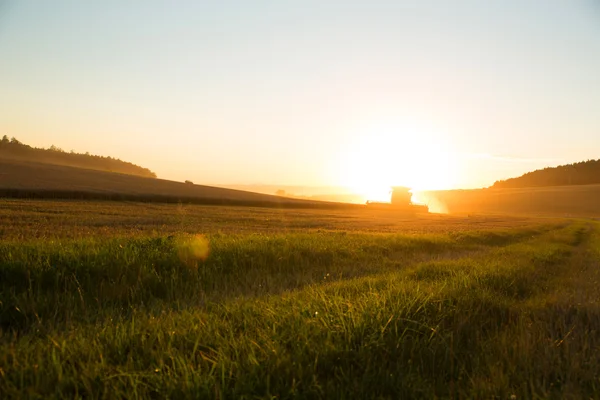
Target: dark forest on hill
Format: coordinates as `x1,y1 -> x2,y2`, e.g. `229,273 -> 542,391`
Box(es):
0,136 -> 157,178
493,159 -> 600,188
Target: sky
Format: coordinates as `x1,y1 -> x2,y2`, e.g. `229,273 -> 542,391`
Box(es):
0,1 -> 599,198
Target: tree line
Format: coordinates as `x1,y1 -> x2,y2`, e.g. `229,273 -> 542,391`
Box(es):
492,159 -> 600,188
0,136 -> 157,178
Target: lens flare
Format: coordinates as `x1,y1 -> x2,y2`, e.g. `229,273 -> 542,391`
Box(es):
176,234 -> 210,267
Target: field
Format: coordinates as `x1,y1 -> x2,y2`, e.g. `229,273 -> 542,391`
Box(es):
1,200 -> 600,398
0,159 -> 340,208
6,158 -> 600,219
422,184 -> 600,217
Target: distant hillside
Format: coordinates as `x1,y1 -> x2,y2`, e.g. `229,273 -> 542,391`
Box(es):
215,185 -> 367,204
0,136 -> 157,178
0,158 -> 356,209
420,184 -> 600,217
493,159 -> 600,188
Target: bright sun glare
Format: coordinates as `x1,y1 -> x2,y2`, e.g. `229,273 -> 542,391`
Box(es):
336,120 -> 457,202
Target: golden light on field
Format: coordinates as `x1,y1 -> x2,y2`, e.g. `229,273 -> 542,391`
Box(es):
336,120 -> 458,202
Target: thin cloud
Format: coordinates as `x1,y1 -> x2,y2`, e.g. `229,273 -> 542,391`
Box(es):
464,153 -> 565,164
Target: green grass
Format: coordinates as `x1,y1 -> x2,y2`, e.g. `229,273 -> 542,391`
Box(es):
0,200 -> 599,398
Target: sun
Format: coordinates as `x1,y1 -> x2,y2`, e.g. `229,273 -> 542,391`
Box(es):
335,119 -> 458,202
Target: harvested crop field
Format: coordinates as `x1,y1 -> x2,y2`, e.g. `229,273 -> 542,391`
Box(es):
0,159 -> 340,208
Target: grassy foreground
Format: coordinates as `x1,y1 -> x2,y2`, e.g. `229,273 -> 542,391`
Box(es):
0,201 -> 599,398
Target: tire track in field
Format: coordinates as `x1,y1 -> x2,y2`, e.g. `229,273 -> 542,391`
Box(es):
529,222 -> 600,306
203,223 -> 565,305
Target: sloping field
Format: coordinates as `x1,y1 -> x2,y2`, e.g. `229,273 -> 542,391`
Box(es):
421,184 -> 600,217
0,159 -> 346,208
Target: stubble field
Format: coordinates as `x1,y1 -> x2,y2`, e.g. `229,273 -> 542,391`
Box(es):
1,200 -> 599,398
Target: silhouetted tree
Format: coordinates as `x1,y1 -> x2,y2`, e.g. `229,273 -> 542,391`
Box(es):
0,136 -> 158,178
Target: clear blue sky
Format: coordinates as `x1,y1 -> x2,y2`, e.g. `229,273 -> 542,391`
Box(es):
1,1 -> 599,194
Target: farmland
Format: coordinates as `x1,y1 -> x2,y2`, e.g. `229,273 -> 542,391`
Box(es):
0,159 -> 343,208
421,184 -> 600,217
1,200 -> 599,398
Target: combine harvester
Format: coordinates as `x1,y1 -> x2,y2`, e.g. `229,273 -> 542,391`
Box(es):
366,186 -> 429,213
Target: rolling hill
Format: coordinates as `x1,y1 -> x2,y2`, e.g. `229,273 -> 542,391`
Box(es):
419,184 -> 600,217
412,158 -> 600,217
492,159 -> 600,188
0,136 -> 157,178
2,136 -> 599,216
0,159 -> 353,209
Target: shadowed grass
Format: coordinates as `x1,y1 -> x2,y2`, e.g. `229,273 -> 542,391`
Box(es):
0,226 -> 553,333
1,220 -> 599,398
